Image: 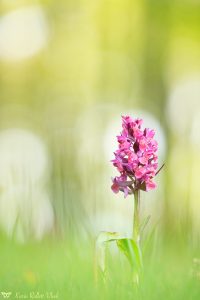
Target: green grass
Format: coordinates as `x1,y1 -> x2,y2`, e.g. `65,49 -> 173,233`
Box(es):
0,234 -> 199,300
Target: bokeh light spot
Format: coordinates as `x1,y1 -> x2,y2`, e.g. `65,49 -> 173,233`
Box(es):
0,6 -> 49,61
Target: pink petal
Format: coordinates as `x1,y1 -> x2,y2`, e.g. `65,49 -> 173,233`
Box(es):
139,139 -> 147,151
135,167 -> 146,179
124,187 -> 129,198
146,180 -> 156,191
111,182 -> 119,193
139,156 -> 148,165
145,128 -> 155,138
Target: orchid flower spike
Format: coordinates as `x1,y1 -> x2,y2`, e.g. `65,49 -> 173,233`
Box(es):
111,115 -> 161,198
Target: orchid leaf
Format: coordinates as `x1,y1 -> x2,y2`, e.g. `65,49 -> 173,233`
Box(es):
95,232 -> 143,283
116,238 -> 143,271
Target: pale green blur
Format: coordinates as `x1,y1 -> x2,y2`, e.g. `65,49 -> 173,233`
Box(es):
0,1 -> 199,297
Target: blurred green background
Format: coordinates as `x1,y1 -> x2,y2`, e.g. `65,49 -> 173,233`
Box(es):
0,0 -> 199,299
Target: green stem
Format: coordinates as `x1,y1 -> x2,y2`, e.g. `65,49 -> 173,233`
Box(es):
133,189 -> 140,243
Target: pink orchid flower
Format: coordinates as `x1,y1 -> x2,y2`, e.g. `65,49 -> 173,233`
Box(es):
111,115 -> 161,198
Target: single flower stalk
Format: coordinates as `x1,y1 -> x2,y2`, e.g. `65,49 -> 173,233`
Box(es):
95,115 -> 163,284
111,115 -> 161,244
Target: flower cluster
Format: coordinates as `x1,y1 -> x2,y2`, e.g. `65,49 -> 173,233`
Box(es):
111,115 -> 159,197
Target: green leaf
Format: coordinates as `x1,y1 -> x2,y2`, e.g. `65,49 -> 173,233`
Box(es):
95,232 -> 143,284
116,238 -> 143,271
